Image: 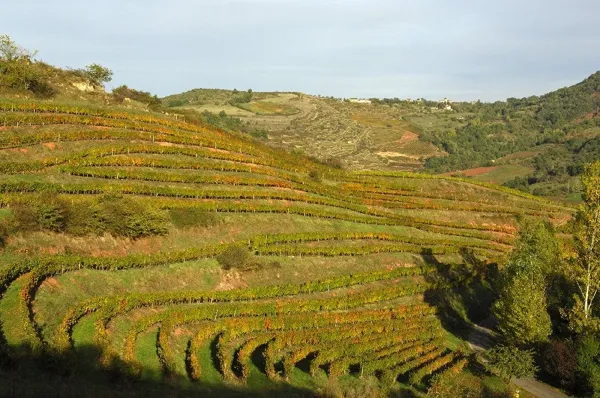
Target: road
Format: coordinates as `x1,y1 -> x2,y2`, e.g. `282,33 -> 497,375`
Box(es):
466,322 -> 569,398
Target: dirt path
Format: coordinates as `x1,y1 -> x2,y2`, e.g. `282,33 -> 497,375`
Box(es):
467,322 -> 569,398
512,378 -> 569,398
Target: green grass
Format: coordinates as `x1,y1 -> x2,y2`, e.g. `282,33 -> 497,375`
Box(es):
471,164 -> 534,184
237,100 -> 299,116
0,208 -> 11,220
0,277 -> 26,348
136,327 -> 163,382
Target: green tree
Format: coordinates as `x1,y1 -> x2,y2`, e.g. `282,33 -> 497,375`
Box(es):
493,257 -> 552,345
493,220 -> 556,345
576,335 -> 600,397
81,63 -> 113,85
483,346 -> 538,382
564,161 -> 600,332
0,35 -> 52,96
0,34 -> 37,61
513,220 -> 560,274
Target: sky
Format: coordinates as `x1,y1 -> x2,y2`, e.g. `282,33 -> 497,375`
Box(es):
2,0 -> 599,101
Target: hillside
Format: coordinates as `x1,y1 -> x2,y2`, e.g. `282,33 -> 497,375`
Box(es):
422,71 -> 600,201
162,89 -> 447,172
164,72 -> 600,202
0,98 -> 574,396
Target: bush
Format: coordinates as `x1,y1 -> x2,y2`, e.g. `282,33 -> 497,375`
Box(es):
168,207 -> 217,229
166,99 -> 185,107
64,201 -> 104,236
124,209 -> 169,239
503,177 -> 530,193
576,335 -> 600,397
427,370 -> 483,398
9,194 -> 67,233
112,85 -> 161,109
482,346 -> 538,382
99,196 -> 168,239
216,244 -> 250,270
249,129 -> 268,139
37,198 -> 67,232
10,202 -> 38,231
323,157 -> 343,169
0,35 -> 54,97
309,170 -> 322,182
540,339 -> 577,389
229,89 -> 253,105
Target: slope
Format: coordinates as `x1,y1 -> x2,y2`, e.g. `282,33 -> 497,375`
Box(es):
0,98 -> 573,396
164,71 -> 600,202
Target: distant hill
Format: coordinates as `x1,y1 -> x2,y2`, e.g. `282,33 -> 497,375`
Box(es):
421,71 -> 600,201
162,89 -> 447,172
165,72 -> 600,202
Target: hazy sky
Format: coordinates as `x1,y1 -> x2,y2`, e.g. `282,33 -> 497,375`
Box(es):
2,0 -> 599,101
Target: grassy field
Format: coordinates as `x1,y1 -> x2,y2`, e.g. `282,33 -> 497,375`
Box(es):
0,98 -> 574,397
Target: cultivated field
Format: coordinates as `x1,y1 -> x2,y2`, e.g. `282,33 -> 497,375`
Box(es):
0,99 -> 573,396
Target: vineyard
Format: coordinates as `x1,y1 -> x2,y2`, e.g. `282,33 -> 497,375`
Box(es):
0,99 -> 574,397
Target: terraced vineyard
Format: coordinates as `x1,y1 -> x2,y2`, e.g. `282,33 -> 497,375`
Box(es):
0,99 -> 573,396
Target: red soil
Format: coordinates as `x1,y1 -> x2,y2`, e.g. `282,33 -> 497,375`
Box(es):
396,131 -> 419,145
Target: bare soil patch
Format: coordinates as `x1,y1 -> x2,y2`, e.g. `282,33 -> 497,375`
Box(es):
396,130 -> 419,145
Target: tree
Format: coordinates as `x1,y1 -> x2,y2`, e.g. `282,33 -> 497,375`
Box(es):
564,161 -> 600,331
0,35 -> 52,96
576,335 -> 600,397
81,63 -> 113,85
493,257 -> 552,345
513,219 -> 560,274
483,346 -> 538,382
492,220 -> 556,345
0,34 -> 37,62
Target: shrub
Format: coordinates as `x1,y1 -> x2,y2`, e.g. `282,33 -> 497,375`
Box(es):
482,346 -> 538,382
37,200 -> 67,232
323,157 -> 343,169
229,89 -> 253,105
124,209 -> 168,239
540,339 -> 577,389
99,196 -> 168,239
427,369 -> 483,398
10,202 -> 38,231
216,244 -> 250,270
0,35 -> 54,97
64,200 -> 105,236
9,194 -> 67,233
309,170 -> 322,182
576,335 -> 600,397
112,85 -> 161,109
249,129 -> 268,139
168,207 -> 217,229
166,99 -> 185,108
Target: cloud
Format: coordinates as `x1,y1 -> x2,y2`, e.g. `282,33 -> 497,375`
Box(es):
2,0 -> 599,100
